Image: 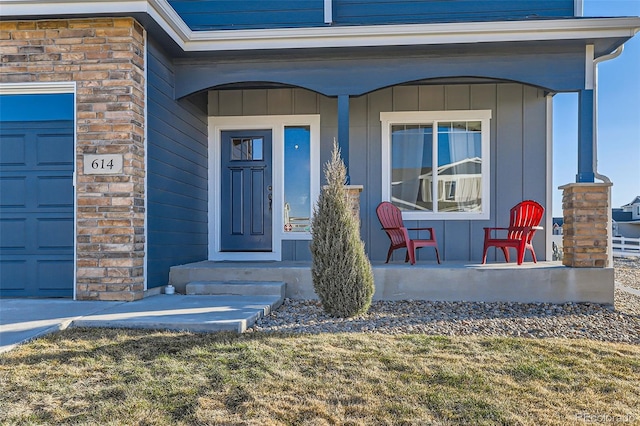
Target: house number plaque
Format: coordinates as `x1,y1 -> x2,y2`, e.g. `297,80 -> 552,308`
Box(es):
83,154 -> 123,175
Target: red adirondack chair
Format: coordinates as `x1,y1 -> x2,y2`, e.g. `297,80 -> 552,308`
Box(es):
482,200 -> 544,265
376,201 -> 441,265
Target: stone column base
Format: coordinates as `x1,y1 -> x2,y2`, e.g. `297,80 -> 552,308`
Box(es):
559,182 -> 612,268
344,185 -> 364,221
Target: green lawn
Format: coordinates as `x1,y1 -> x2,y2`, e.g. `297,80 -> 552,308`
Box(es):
1,329 -> 639,425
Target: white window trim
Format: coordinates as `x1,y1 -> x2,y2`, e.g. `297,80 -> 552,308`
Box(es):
208,114 -> 320,261
0,82 -> 76,95
142,31 -> 148,291
381,110 -> 492,221
0,82 -> 78,298
545,94 -> 554,261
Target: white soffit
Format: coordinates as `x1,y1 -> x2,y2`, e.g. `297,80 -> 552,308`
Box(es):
1,0 -> 639,52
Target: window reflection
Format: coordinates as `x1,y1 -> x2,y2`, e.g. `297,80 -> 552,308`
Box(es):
231,137 -> 263,161
391,121 -> 482,213
284,126 -> 311,232
391,124 -> 433,211
436,121 -> 482,212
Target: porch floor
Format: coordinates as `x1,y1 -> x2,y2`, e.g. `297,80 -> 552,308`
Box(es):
169,260 -> 614,305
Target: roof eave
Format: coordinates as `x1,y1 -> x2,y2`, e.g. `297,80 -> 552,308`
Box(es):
1,0 -> 639,53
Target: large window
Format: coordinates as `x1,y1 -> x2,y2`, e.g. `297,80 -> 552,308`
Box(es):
381,110 -> 491,220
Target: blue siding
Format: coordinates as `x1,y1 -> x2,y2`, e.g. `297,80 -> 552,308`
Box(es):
169,0 -> 574,31
282,240 -> 313,261
168,0 -> 323,30
147,37 -> 208,288
334,0 -> 574,26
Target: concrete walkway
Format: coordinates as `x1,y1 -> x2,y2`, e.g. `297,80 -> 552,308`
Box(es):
618,283 -> 640,297
2,282 -> 636,354
0,294 -> 282,353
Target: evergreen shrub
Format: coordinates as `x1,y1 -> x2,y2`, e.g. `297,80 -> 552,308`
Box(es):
310,141 -> 374,317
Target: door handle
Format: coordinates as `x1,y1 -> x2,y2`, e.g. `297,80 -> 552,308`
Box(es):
267,185 -> 272,211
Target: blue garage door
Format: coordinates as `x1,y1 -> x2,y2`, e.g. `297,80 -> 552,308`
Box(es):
0,93 -> 74,297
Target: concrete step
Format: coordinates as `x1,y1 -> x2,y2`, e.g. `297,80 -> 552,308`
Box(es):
186,280 -> 286,298
168,261 -> 312,298
71,294 -> 283,334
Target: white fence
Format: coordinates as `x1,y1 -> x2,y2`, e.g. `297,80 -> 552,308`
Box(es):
613,236 -> 640,257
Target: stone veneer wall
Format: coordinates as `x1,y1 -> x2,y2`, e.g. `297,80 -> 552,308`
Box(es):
559,182 -> 612,268
344,185 -> 364,222
321,185 -> 364,223
1,18 -> 146,300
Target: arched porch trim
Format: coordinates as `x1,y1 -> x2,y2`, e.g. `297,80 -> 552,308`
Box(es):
175,48 -> 585,99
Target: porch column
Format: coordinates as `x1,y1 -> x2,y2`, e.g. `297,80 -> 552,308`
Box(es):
560,44 -> 613,268
338,94 -> 350,183
576,89 -> 595,182
559,182 -> 612,267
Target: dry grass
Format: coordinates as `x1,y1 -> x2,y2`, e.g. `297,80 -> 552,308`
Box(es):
1,329 -> 639,425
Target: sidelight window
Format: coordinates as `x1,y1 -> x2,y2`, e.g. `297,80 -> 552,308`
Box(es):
283,126 -> 311,233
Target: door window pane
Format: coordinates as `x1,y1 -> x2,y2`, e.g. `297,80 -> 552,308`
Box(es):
283,126 -> 311,232
231,137 -> 263,161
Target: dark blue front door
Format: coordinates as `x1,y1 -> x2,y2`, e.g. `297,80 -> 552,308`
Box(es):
220,130 -> 272,252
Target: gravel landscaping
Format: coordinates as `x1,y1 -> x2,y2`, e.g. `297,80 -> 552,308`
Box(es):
251,257 -> 640,344
616,256 -> 640,291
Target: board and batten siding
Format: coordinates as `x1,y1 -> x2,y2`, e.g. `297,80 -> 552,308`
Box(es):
208,83 -> 547,262
169,0 -> 574,31
355,83 -> 548,262
147,38 -> 208,287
